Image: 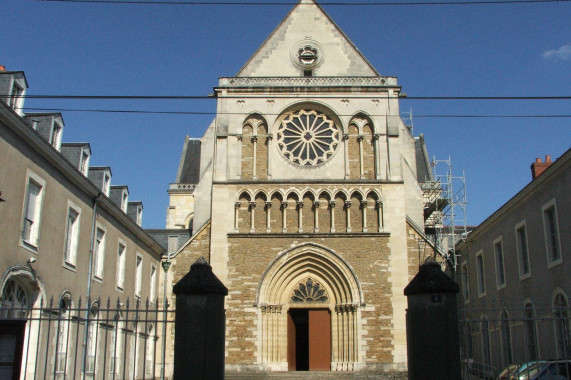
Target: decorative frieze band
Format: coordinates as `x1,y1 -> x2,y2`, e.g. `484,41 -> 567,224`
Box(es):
219,76 -> 397,88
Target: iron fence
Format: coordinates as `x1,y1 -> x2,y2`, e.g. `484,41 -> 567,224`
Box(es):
459,302 -> 571,379
0,296 -> 175,380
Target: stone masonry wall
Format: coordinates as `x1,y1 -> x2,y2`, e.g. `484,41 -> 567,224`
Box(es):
224,235 -> 394,365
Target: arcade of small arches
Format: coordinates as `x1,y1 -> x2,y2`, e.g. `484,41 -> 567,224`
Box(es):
234,189 -> 384,234
240,110 -> 385,180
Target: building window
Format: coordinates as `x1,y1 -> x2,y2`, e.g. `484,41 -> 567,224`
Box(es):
109,317 -> 123,375
476,250 -> 486,297
516,221 -> 531,279
135,254 -> 143,298
9,83 -> 23,110
543,199 -> 562,266
553,293 -> 571,359
86,305 -> 99,375
500,310 -> 512,368
121,191 -> 128,213
150,264 -> 157,302
481,317 -> 492,368
21,173 -> 45,248
524,303 -> 539,361
116,242 -> 126,290
461,261 -> 470,303
80,151 -> 90,176
51,124 -> 62,149
145,324 -> 155,374
465,322 -> 474,360
494,238 -> 506,289
93,227 -> 106,280
103,173 -> 111,196
136,207 -> 142,226
56,296 -> 72,375
64,206 -> 80,267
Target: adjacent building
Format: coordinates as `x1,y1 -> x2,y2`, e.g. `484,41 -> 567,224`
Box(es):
0,67 -> 164,379
456,150 -> 571,376
164,0 -> 439,374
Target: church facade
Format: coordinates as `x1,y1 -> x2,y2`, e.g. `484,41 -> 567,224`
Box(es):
166,0 -> 435,373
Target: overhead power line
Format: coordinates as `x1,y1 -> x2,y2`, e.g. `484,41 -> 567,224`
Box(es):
35,0 -> 571,6
22,107 -> 571,118
12,94 -> 571,100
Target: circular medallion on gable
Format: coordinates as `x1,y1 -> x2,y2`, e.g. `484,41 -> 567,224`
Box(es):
276,109 -> 340,166
291,39 -> 324,70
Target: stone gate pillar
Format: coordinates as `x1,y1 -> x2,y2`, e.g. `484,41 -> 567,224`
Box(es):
172,257 -> 228,380
404,258 -> 460,380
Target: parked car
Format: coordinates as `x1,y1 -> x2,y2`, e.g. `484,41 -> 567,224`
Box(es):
511,361 -> 571,380
497,364 -> 520,379
510,361 -> 547,380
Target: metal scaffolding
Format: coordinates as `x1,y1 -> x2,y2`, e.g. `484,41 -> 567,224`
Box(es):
422,156 -> 468,270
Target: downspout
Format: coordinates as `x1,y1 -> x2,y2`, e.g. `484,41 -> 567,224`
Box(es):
82,193 -> 101,379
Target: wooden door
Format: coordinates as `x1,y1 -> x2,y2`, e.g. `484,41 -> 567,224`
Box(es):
287,311 -> 296,371
308,309 -> 331,371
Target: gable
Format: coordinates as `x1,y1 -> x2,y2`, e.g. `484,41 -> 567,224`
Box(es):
237,0 -> 379,77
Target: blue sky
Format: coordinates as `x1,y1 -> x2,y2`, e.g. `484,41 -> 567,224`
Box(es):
2,0 -> 570,228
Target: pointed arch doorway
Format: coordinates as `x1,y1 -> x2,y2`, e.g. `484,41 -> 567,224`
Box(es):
257,243 -> 363,372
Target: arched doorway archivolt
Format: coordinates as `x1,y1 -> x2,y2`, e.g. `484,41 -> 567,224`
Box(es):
257,242 -> 362,306
256,243 -> 362,371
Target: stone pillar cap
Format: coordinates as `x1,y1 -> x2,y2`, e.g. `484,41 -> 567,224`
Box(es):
173,257 -> 229,296
404,257 -> 459,296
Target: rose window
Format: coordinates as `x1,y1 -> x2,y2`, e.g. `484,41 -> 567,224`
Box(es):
277,109 -> 339,166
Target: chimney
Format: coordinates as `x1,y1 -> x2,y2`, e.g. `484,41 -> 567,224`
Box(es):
0,65 -> 5,71
531,155 -> 552,180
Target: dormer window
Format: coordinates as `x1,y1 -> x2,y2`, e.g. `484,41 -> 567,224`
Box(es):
80,151 -> 90,176
103,174 -> 111,196
10,83 -> 23,111
51,124 -> 62,150
121,191 -> 128,212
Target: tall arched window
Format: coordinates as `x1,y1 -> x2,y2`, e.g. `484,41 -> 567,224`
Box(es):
55,294 -> 72,375
110,312 -> 124,376
347,124 -> 360,179
500,310 -> 512,367
524,303 -> 538,361
465,322 -> 474,360
86,302 -> 99,376
145,324 -> 155,375
481,317 -> 492,368
241,124 -> 254,179
554,293 -> 571,359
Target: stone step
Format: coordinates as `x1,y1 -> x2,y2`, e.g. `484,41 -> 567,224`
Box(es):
225,371 -> 408,380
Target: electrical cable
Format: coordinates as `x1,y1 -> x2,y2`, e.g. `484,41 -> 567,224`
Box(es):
11,95 -> 571,100
22,107 -> 571,118
35,0 -> 571,6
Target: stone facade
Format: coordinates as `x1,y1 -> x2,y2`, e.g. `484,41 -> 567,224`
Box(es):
165,0 -> 436,373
